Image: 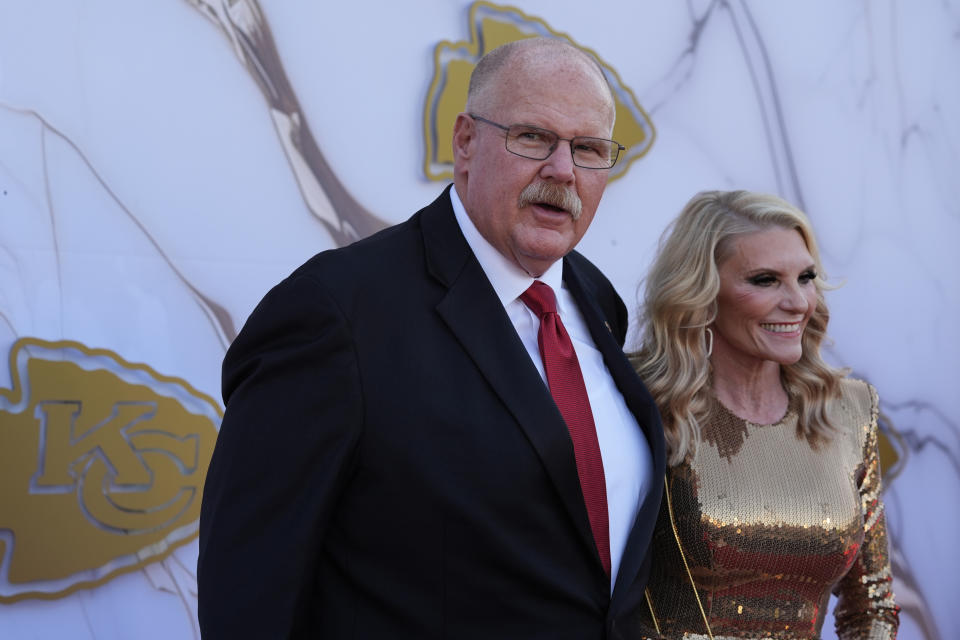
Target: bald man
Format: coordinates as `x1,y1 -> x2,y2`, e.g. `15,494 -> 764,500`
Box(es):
199,38 -> 665,640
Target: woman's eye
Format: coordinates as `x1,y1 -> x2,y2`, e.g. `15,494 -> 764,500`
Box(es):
799,270 -> 817,284
749,275 -> 776,286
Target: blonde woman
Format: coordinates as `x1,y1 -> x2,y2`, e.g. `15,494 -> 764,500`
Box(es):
629,190 -> 899,639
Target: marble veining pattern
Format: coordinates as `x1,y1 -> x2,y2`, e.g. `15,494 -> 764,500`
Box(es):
0,1 -> 955,638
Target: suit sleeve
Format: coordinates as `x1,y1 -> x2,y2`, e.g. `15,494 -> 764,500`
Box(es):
832,384 -> 900,639
198,272 -> 363,639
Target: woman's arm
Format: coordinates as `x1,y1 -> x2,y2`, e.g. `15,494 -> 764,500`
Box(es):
832,384 -> 900,640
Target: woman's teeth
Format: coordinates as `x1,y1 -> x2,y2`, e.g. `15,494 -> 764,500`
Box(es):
761,323 -> 800,333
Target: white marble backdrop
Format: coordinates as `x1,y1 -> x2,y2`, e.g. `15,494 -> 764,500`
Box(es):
0,1 -> 955,638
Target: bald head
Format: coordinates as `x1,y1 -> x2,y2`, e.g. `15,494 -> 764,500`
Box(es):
465,38 -> 615,127
451,36 -> 619,276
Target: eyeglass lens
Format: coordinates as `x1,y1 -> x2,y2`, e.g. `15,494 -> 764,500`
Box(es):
506,124 -> 619,169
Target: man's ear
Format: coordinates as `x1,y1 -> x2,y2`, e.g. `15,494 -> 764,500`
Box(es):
452,113 -> 476,160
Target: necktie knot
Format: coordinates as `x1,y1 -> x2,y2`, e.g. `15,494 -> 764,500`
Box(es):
520,280 -> 557,317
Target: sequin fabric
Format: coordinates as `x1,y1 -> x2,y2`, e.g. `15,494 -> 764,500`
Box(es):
632,378 -> 898,639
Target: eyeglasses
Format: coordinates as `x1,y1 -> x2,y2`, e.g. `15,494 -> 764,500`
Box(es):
469,114 -> 625,170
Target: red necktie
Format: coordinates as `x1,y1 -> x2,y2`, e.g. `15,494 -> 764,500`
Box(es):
520,280 -> 611,576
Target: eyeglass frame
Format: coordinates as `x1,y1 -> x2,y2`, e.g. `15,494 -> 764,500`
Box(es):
468,113 -> 625,170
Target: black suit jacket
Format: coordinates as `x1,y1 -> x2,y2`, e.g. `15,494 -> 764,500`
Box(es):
198,186 -> 666,639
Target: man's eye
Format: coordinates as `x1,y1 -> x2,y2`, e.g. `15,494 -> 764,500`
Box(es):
515,129 -> 548,143
574,142 -> 603,157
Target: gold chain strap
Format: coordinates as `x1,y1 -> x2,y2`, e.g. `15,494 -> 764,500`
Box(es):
644,587 -> 661,636
664,473 -> 714,640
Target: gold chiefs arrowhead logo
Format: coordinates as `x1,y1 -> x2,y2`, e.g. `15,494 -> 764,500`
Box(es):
0,338 -> 220,602
423,1 -> 656,183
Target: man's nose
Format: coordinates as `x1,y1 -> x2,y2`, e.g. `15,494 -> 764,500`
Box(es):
539,142 -> 577,183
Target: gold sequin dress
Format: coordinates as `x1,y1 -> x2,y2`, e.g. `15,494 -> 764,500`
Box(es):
633,378 -> 899,639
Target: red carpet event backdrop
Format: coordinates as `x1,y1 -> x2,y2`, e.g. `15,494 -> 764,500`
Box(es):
0,2 -> 955,638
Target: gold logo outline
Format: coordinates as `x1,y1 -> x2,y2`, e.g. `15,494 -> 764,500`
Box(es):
0,337 -> 222,603
423,0 -> 656,183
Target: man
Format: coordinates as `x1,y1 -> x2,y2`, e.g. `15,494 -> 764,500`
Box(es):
198,37 -> 665,639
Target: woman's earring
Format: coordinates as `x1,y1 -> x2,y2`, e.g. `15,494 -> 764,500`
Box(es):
705,327 -> 713,358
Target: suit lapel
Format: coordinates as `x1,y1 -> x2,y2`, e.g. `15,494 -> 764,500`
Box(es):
421,188 -> 599,567
563,257 -> 667,611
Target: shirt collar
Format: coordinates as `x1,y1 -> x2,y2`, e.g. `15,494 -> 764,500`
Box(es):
450,186 -> 565,309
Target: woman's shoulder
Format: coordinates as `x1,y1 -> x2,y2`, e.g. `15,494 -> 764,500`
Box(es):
837,376 -> 877,408
832,376 -> 880,446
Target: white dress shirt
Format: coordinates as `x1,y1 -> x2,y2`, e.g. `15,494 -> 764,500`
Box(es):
450,187 -> 652,590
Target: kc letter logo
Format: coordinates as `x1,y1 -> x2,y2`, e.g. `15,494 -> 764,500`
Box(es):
0,338 -> 220,602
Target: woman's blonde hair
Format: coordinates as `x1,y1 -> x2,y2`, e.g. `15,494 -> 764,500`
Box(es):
631,190 -> 845,465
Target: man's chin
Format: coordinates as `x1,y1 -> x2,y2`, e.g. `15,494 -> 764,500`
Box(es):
512,246 -> 572,277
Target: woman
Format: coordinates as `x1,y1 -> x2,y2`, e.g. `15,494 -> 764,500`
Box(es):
630,191 -> 899,639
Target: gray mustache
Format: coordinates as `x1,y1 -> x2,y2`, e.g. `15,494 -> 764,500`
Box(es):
518,182 -> 583,220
